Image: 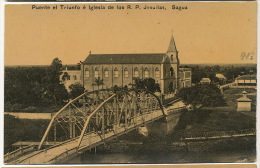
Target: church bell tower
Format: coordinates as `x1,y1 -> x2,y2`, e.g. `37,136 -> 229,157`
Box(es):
166,33 -> 180,91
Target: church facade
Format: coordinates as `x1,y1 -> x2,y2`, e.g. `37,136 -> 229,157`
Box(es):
79,35 -> 191,94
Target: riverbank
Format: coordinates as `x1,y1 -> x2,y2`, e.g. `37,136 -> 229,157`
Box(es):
88,133 -> 255,153
4,112 -> 53,120
172,88 -> 256,133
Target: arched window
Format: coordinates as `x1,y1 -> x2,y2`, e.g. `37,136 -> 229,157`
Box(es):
134,68 -> 139,77
104,68 -> 108,78
171,55 -> 174,61
85,68 -> 90,78
114,68 -> 119,78
170,67 -> 174,77
144,68 -> 149,78
155,67 -> 160,78
124,68 -> 129,78
94,68 -> 99,78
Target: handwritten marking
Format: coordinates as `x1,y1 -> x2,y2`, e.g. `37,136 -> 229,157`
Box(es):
241,52 -> 255,60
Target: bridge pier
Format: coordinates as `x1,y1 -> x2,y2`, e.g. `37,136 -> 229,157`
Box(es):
146,109 -> 184,137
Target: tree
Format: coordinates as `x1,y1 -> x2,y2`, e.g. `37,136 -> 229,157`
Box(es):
92,77 -> 104,91
176,84 -> 224,109
69,83 -> 85,99
42,58 -> 68,105
190,66 -> 207,84
61,72 -> 70,82
133,78 -> 161,93
112,85 -> 120,93
4,66 -> 47,110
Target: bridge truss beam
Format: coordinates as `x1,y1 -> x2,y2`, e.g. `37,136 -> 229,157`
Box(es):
38,89 -> 165,151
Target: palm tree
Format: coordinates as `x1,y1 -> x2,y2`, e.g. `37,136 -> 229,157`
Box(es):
61,72 -> 70,82
92,77 -> 104,91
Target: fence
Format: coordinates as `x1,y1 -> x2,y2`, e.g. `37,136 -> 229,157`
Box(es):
174,129 -> 256,141
230,86 -> 257,89
4,145 -> 35,162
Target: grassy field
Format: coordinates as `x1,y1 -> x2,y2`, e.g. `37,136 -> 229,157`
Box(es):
174,88 -> 256,133
4,115 -> 49,154
224,88 -> 256,111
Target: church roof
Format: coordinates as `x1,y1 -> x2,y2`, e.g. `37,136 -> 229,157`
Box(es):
83,53 -> 166,64
167,35 -> 177,52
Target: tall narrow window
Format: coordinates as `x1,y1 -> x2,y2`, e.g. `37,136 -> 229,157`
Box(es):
134,68 -> 139,77
73,75 -> 77,80
104,68 -> 109,78
170,67 -> 174,77
94,68 -> 99,78
155,67 -> 160,78
185,72 -> 191,78
124,68 -> 129,78
114,68 -> 119,78
144,68 -> 149,78
85,68 -> 90,78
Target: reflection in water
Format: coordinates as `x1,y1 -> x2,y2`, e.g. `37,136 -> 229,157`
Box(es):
68,149 -> 255,164
67,136 -> 256,164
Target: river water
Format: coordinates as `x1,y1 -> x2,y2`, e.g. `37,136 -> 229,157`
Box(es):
65,115 -> 256,164
66,136 -> 256,164
68,148 -> 255,164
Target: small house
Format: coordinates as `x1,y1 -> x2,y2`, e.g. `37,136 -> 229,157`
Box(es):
235,75 -> 256,86
200,78 -> 211,84
237,91 -> 252,112
216,74 -> 227,85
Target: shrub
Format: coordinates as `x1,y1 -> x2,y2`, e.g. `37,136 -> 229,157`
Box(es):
10,103 -> 24,112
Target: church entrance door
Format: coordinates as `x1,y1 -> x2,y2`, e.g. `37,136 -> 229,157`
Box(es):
169,82 -> 174,93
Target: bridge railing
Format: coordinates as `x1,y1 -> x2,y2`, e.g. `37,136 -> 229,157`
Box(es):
4,145 -> 35,162
46,147 -> 78,164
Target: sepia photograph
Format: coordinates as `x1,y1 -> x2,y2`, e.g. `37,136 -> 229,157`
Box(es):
3,2 -> 257,164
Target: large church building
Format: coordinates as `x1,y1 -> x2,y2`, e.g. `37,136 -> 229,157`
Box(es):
78,35 -> 191,94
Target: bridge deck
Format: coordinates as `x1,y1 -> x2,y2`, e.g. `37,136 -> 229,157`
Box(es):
9,109 -> 167,164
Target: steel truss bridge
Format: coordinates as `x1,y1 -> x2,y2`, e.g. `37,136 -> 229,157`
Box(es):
5,89 -> 183,164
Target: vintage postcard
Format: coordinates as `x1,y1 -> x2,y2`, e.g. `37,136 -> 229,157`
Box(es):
3,1 -> 257,165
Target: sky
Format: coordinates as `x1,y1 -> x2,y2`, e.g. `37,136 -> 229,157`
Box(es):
4,2 -> 257,66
